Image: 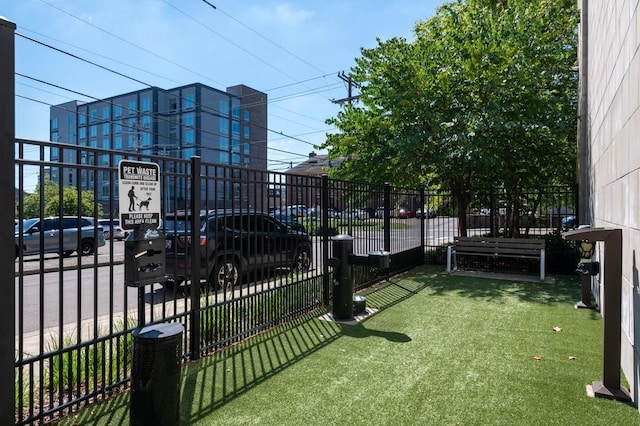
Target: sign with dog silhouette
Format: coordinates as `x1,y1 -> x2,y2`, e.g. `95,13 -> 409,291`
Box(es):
118,160 -> 161,230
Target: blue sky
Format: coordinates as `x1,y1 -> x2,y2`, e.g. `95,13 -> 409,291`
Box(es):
6,0 -> 441,190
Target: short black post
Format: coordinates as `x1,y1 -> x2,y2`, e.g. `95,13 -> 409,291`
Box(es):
130,322 -> 184,425
332,234 -> 354,321
575,274 -> 595,309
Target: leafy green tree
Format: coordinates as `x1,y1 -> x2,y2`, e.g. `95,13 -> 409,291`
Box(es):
323,0 -> 578,236
22,180 -> 103,218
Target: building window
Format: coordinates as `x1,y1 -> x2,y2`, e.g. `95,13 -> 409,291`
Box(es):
114,120 -> 122,134
219,101 -> 229,116
232,121 -> 240,136
184,129 -> 195,145
183,112 -> 195,127
142,97 -> 151,112
232,153 -> 241,165
78,112 -> 87,126
243,110 -> 250,122
183,147 -> 196,159
79,127 -> 87,139
51,132 -> 59,142
90,125 -> 97,138
142,133 -> 151,146
90,109 -> 98,123
127,117 -> 137,132
169,98 -> 177,111
102,122 -> 110,135
51,117 -> 59,130
243,126 -> 250,139
128,100 -> 136,115
243,142 -> 250,155
114,105 -> 123,118
183,94 -> 195,109
220,152 -> 229,164
220,137 -> 229,151
232,104 -> 240,119
232,139 -> 240,153
219,118 -> 229,135
102,106 -> 110,119
51,147 -> 59,161
102,138 -> 109,149
168,132 -> 178,147
243,157 -> 250,166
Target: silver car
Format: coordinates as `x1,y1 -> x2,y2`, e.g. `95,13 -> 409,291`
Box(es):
98,219 -> 127,241
15,216 -> 106,259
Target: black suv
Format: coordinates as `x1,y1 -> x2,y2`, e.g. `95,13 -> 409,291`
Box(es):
164,210 -> 312,289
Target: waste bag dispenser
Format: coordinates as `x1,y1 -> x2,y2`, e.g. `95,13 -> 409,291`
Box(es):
564,226 -> 631,402
573,226 -> 599,309
130,322 -> 184,425
125,226 -> 166,287
329,234 -> 390,320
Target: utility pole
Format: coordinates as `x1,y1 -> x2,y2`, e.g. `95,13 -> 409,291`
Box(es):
331,71 -> 361,105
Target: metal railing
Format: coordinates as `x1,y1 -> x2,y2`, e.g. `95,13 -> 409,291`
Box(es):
13,138 -> 427,424
13,138 -> 578,424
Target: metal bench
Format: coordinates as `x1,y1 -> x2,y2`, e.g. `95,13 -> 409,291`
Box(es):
446,237 -> 546,281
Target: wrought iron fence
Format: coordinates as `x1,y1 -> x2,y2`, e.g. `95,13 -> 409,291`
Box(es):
13,138 -> 579,424
13,138 -> 426,424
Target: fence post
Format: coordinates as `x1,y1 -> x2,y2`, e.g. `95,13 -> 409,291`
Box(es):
383,183 -> 391,252
420,188 -> 425,263
190,156 -> 202,360
574,183 -> 580,227
490,187 -> 497,237
321,175 -> 330,305
0,16 -> 15,425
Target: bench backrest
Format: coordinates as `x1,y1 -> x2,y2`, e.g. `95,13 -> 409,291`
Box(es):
453,237 -> 545,257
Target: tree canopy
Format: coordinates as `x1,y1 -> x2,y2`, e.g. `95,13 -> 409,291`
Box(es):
21,180 -> 103,219
323,0 -> 578,234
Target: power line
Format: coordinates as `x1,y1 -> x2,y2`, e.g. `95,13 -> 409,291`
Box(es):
15,35 -> 324,149
18,26 -> 184,87
36,0 -> 227,88
201,1 -> 327,76
161,0 -> 303,84
19,4 -> 341,165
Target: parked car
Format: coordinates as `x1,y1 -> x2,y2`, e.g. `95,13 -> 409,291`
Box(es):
269,210 -> 306,232
281,205 -> 308,218
306,207 -> 339,219
98,219 -> 126,240
415,208 -> 437,219
561,215 -> 576,230
338,209 -> 361,221
15,216 -> 105,259
376,207 -> 396,219
397,208 -> 413,219
164,210 -> 312,290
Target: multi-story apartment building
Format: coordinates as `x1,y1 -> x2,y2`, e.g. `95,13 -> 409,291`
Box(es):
49,83 -> 267,214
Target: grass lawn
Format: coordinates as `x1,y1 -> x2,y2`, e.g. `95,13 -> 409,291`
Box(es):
58,266 -> 639,425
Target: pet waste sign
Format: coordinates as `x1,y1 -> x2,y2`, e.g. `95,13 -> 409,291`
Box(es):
118,160 -> 161,229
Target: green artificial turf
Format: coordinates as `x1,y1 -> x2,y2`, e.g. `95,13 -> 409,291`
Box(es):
58,266 -> 640,425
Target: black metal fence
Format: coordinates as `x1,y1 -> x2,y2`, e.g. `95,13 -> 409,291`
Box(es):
13,138 -> 427,424
13,138 -> 579,424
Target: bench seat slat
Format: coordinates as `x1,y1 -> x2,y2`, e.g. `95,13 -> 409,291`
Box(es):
447,237 -> 546,281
